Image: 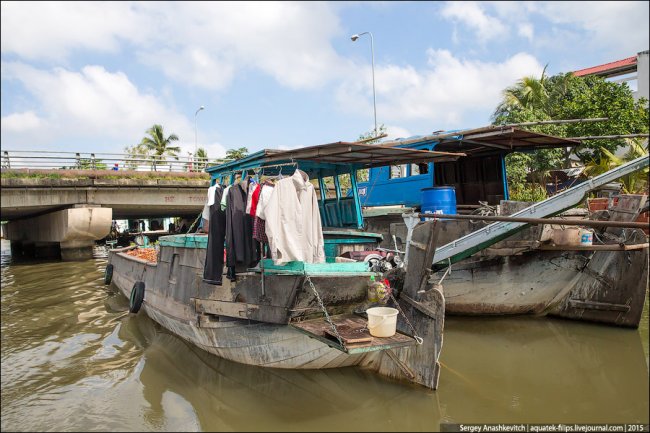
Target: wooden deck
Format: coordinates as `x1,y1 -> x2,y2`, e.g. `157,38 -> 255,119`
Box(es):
291,314 -> 417,354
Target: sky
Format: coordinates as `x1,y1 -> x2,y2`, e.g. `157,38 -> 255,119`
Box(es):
1,1 -> 649,160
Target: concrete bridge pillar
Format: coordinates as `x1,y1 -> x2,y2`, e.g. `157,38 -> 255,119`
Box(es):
6,205 -> 112,260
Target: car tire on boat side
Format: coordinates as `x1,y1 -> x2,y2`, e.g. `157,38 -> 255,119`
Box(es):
129,281 -> 145,314
104,264 -> 113,285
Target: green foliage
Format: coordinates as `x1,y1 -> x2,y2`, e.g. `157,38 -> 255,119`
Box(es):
225,147 -> 248,160
583,141 -> 649,194
140,124 -> 180,170
76,158 -> 107,170
355,124 -> 387,183
124,143 -> 150,169
493,70 -> 648,199
508,184 -> 548,202
554,76 -> 649,161
358,123 -> 387,144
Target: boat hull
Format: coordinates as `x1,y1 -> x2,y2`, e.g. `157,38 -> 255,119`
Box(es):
107,227 -> 446,390
109,250 -> 364,369
438,245 -> 648,327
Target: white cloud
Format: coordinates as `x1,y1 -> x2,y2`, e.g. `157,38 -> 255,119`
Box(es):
201,142 -> 228,160
0,2 -> 145,61
1,62 -> 195,152
1,111 -> 42,132
518,23 -> 534,42
534,1 -> 649,55
1,2 -> 346,91
440,1 -> 508,42
441,1 -> 648,57
384,125 -> 413,141
337,50 -> 543,127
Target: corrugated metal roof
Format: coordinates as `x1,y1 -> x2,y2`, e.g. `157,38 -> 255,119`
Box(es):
383,126 -> 581,156
205,140 -> 465,176
264,141 -> 464,167
573,56 -> 637,77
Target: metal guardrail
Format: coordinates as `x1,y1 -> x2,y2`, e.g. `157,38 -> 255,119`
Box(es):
1,150 -> 229,173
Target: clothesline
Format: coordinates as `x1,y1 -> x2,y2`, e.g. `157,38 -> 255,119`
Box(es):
213,161 -> 299,180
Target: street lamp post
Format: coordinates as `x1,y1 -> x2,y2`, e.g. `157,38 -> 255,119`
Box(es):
194,105 -> 204,170
351,31 -> 377,137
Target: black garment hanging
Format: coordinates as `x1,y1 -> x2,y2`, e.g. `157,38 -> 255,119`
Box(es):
203,186 -> 226,285
225,181 -> 260,272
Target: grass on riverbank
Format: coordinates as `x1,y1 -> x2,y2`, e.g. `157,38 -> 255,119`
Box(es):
1,168 -> 210,181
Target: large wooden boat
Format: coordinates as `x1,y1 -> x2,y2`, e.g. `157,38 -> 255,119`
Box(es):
433,194 -> 649,328
353,127 -> 649,328
106,140 -> 464,390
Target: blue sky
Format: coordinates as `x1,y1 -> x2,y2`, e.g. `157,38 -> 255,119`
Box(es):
1,1 -> 648,160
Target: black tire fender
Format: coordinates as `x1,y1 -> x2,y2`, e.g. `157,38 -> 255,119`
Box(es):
129,281 -> 145,314
104,264 -> 114,285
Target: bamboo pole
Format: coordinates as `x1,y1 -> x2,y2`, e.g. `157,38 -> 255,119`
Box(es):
415,213 -> 649,229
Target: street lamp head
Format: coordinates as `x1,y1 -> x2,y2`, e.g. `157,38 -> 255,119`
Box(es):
199,106 -> 204,111
350,34 -> 359,41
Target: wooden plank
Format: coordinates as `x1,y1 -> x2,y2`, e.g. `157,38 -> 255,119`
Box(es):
568,299 -> 631,312
324,320 -> 373,345
539,243 -> 648,251
291,314 -> 416,354
194,298 -> 289,324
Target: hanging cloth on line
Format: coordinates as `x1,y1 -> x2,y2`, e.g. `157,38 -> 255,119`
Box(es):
264,169 -> 325,265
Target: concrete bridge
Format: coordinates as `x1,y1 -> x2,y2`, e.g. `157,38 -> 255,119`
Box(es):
1,169 -> 211,260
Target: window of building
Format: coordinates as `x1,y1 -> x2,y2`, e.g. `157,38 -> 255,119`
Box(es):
411,163 -> 429,176
389,164 -> 407,179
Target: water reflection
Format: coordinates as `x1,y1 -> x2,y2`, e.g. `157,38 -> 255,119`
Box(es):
438,317 -> 649,424
1,241 -> 648,431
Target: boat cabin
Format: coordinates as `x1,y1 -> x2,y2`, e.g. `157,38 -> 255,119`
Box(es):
205,140 -> 463,261
356,126 -> 581,208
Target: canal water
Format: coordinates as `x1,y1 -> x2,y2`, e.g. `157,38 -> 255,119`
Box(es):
1,239 -> 648,431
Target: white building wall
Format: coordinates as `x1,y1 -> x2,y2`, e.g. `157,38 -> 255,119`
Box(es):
636,50 -> 649,103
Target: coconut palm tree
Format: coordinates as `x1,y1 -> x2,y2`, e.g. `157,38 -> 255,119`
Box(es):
583,141 -> 648,194
140,124 -> 180,170
195,147 -> 208,171
493,65 -> 550,119
225,147 -> 248,160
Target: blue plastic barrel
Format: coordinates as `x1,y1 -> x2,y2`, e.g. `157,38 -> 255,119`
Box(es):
420,186 -> 456,221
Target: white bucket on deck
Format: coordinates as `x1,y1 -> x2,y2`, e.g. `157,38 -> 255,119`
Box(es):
366,307 -> 399,337
579,228 -> 593,246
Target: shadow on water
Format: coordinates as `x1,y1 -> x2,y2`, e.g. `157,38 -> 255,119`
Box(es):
1,240 -> 648,431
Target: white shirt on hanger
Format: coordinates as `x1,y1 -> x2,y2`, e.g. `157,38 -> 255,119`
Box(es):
202,183 -> 220,220
264,169 -> 325,264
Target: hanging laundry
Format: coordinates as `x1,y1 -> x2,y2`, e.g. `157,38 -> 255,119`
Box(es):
264,169 -> 325,264
203,185 -> 226,285
245,181 -> 259,214
225,181 -> 260,275
220,185 -> 232,211
201,183 -> 220,231
249,183 -> 263,217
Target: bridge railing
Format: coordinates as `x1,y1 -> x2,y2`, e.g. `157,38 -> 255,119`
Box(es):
1,150 -> 228,172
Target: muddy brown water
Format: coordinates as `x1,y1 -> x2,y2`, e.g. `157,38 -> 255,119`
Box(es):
1,240 -> 648,431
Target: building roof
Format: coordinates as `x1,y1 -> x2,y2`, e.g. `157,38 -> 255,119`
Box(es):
573,55 -> 637,78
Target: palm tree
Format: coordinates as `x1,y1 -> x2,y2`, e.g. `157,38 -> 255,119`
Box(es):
195,147 -> 208,171
140,124 -> 180,170
493,65 -> 550,120
225,147 -> 248,160
583,141 -> 648,194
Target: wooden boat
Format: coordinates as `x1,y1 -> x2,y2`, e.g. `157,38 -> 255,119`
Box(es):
433,194 -> 649,328
105,140 -> 464,390
351,126 -> 649,328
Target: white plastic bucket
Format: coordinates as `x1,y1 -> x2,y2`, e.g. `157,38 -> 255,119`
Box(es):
579,228 -> 593,246
366,307 -> 399,337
